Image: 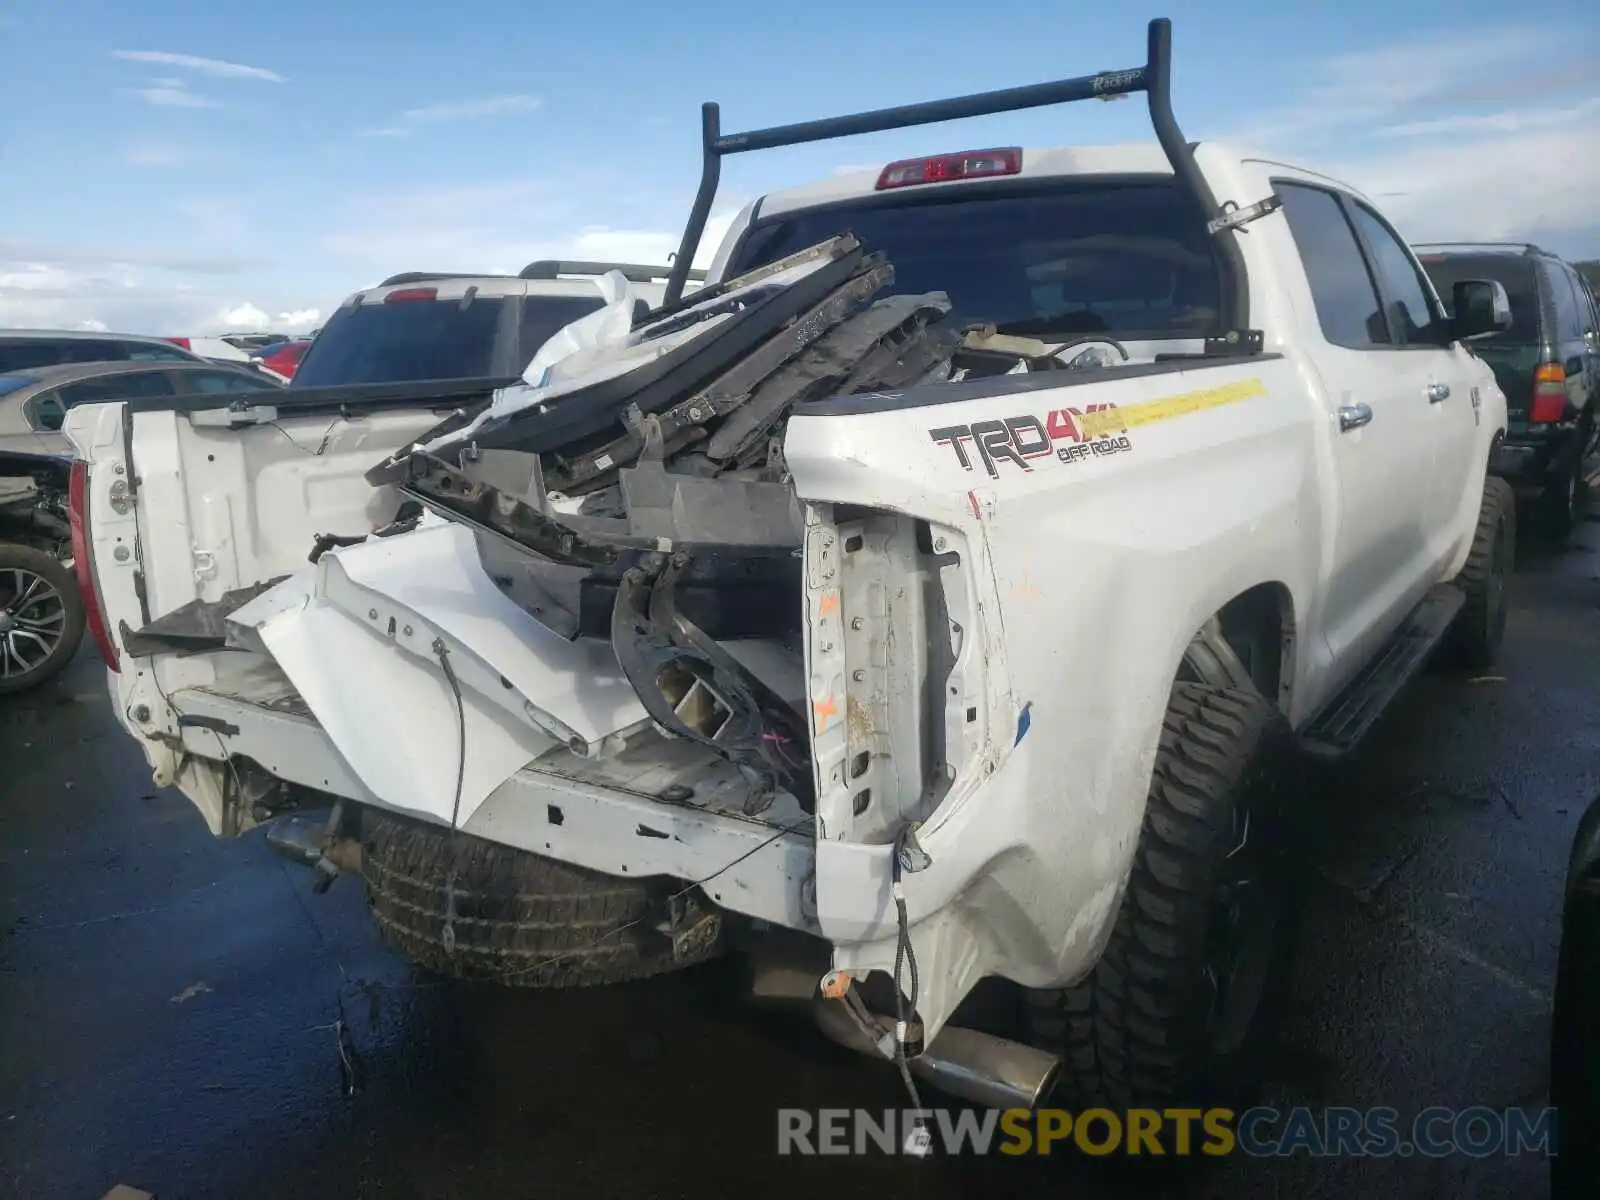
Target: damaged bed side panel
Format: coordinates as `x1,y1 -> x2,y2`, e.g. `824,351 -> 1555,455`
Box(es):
783,357 -> 1318,1042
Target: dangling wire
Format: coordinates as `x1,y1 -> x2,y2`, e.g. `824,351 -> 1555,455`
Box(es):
434,638 -> 468,955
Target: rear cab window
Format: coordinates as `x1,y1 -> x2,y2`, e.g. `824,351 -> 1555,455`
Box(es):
725,179 -> 1224,343
517,296 -> 609,366
291,291 -> 607,388
1416,254 -> 1542,344
291,295 -> 511,387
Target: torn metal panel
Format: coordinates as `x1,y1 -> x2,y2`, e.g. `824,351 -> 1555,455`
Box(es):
228,522 -> 663,825
120,576 -> 290,657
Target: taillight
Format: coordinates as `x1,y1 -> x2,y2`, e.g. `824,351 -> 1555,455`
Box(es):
875,147 -> 1023,190
164,337 -> 192,350
68,460 -> 120,672
1530,363 -> 1567,423
384,287 -> 438,303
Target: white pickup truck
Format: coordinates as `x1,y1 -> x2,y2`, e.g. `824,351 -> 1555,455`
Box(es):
65,18 -> 1515,1111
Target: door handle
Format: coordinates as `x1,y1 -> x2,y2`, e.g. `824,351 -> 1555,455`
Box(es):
1427,382 -> 1451,403
1338,403 -> 1373,432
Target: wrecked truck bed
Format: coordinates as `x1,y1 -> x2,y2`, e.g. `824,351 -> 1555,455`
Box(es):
214,233 -> 1047,818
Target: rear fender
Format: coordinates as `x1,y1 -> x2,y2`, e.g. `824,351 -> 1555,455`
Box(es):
783,359 -> 1318,1042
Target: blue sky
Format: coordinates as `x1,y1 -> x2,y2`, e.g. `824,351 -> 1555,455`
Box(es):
0,0 -> 1595,334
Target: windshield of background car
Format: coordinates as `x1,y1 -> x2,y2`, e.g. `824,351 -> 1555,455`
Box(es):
290,296 -> 509,387
726,180 -> 1224,340
1418,254 -> 1541,343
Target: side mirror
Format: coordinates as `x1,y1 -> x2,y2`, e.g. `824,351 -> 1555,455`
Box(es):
1451,278 -> 1513,340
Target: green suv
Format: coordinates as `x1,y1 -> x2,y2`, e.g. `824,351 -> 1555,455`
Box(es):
1418,243 -> 1600,534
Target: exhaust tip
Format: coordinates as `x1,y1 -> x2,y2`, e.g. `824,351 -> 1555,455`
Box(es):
262,812 -> 328,867
811,997 -> 1060,1112
908,1025 -> 1061,1112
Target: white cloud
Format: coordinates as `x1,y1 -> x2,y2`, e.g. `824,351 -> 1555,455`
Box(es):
112,50 -> 285,84
121,140 -> 204,168
0,256 -> 329,338
1219,27 -> 1600,257
318,175 -> 742,279
133,80 -> 218,109
0,239 -> 255,275
1222,26 -> 1551,147
1373,96 -> 1600,139
213,303 -> 270,329
1328,126 -> 1600,252
360,93 -> 541,138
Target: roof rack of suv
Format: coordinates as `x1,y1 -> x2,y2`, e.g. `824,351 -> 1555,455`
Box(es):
1412,241 -> 1551,258
377,271 -> 515,286
517,260 -> 708,283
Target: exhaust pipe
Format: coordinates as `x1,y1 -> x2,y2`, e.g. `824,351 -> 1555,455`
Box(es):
813,997 -> 1060,1111
904,1025 -> 1061,1111
263,811 -> 362,888
748,959 -> 825,1005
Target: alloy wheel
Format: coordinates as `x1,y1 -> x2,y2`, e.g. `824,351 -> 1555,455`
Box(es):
0,566 -> 69,684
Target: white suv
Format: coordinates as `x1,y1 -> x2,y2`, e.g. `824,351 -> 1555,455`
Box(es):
289,260 -> 705,390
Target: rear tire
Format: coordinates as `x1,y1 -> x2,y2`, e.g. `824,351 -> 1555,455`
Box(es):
1447,475 -> 1515,670
1022,682 -> 1290,1106
1540,438 -> 1584,538
359,807 -> 723,987
0,543 -> 85,696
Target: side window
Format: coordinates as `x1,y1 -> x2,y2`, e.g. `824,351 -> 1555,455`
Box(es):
1348,204 -> 1445,346
122,341 -> 195,363
0,339 -> 130,370
184,370 -> 275,394
1552,267 -> 1585,340
28,389 -> 68,432
61,339 -> 133,363
1276,182 -> 1390,349
57,371 -> 177,408
1580,273 -> 1600,334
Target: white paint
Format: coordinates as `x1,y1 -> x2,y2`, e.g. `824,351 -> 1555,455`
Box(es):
65,140 -> 1507,1050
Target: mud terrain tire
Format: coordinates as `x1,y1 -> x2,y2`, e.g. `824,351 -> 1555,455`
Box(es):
1446,474 -> 1515,670
359,807 -> 722,987
1023,682 -> 1290,1106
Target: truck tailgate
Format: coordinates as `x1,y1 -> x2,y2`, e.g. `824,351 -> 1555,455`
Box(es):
229,519 -> 655,827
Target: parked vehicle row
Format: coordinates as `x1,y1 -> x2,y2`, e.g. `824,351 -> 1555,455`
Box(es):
0,351 -> 286,691
1417,243 -> 1600,533
60,16 -> 1533,1119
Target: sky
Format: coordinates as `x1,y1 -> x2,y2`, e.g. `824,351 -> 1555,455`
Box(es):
0,0 -> 1595,336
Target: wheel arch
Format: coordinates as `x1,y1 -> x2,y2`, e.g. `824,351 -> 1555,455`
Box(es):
1179,580 -> 1297,713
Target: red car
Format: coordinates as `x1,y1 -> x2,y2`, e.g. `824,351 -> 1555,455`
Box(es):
252,339 -> 312,380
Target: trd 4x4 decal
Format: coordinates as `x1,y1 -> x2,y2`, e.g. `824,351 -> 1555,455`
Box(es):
930,403 -> 1132,477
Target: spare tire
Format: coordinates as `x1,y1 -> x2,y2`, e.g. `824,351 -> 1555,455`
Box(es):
358,806 -> 723,987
